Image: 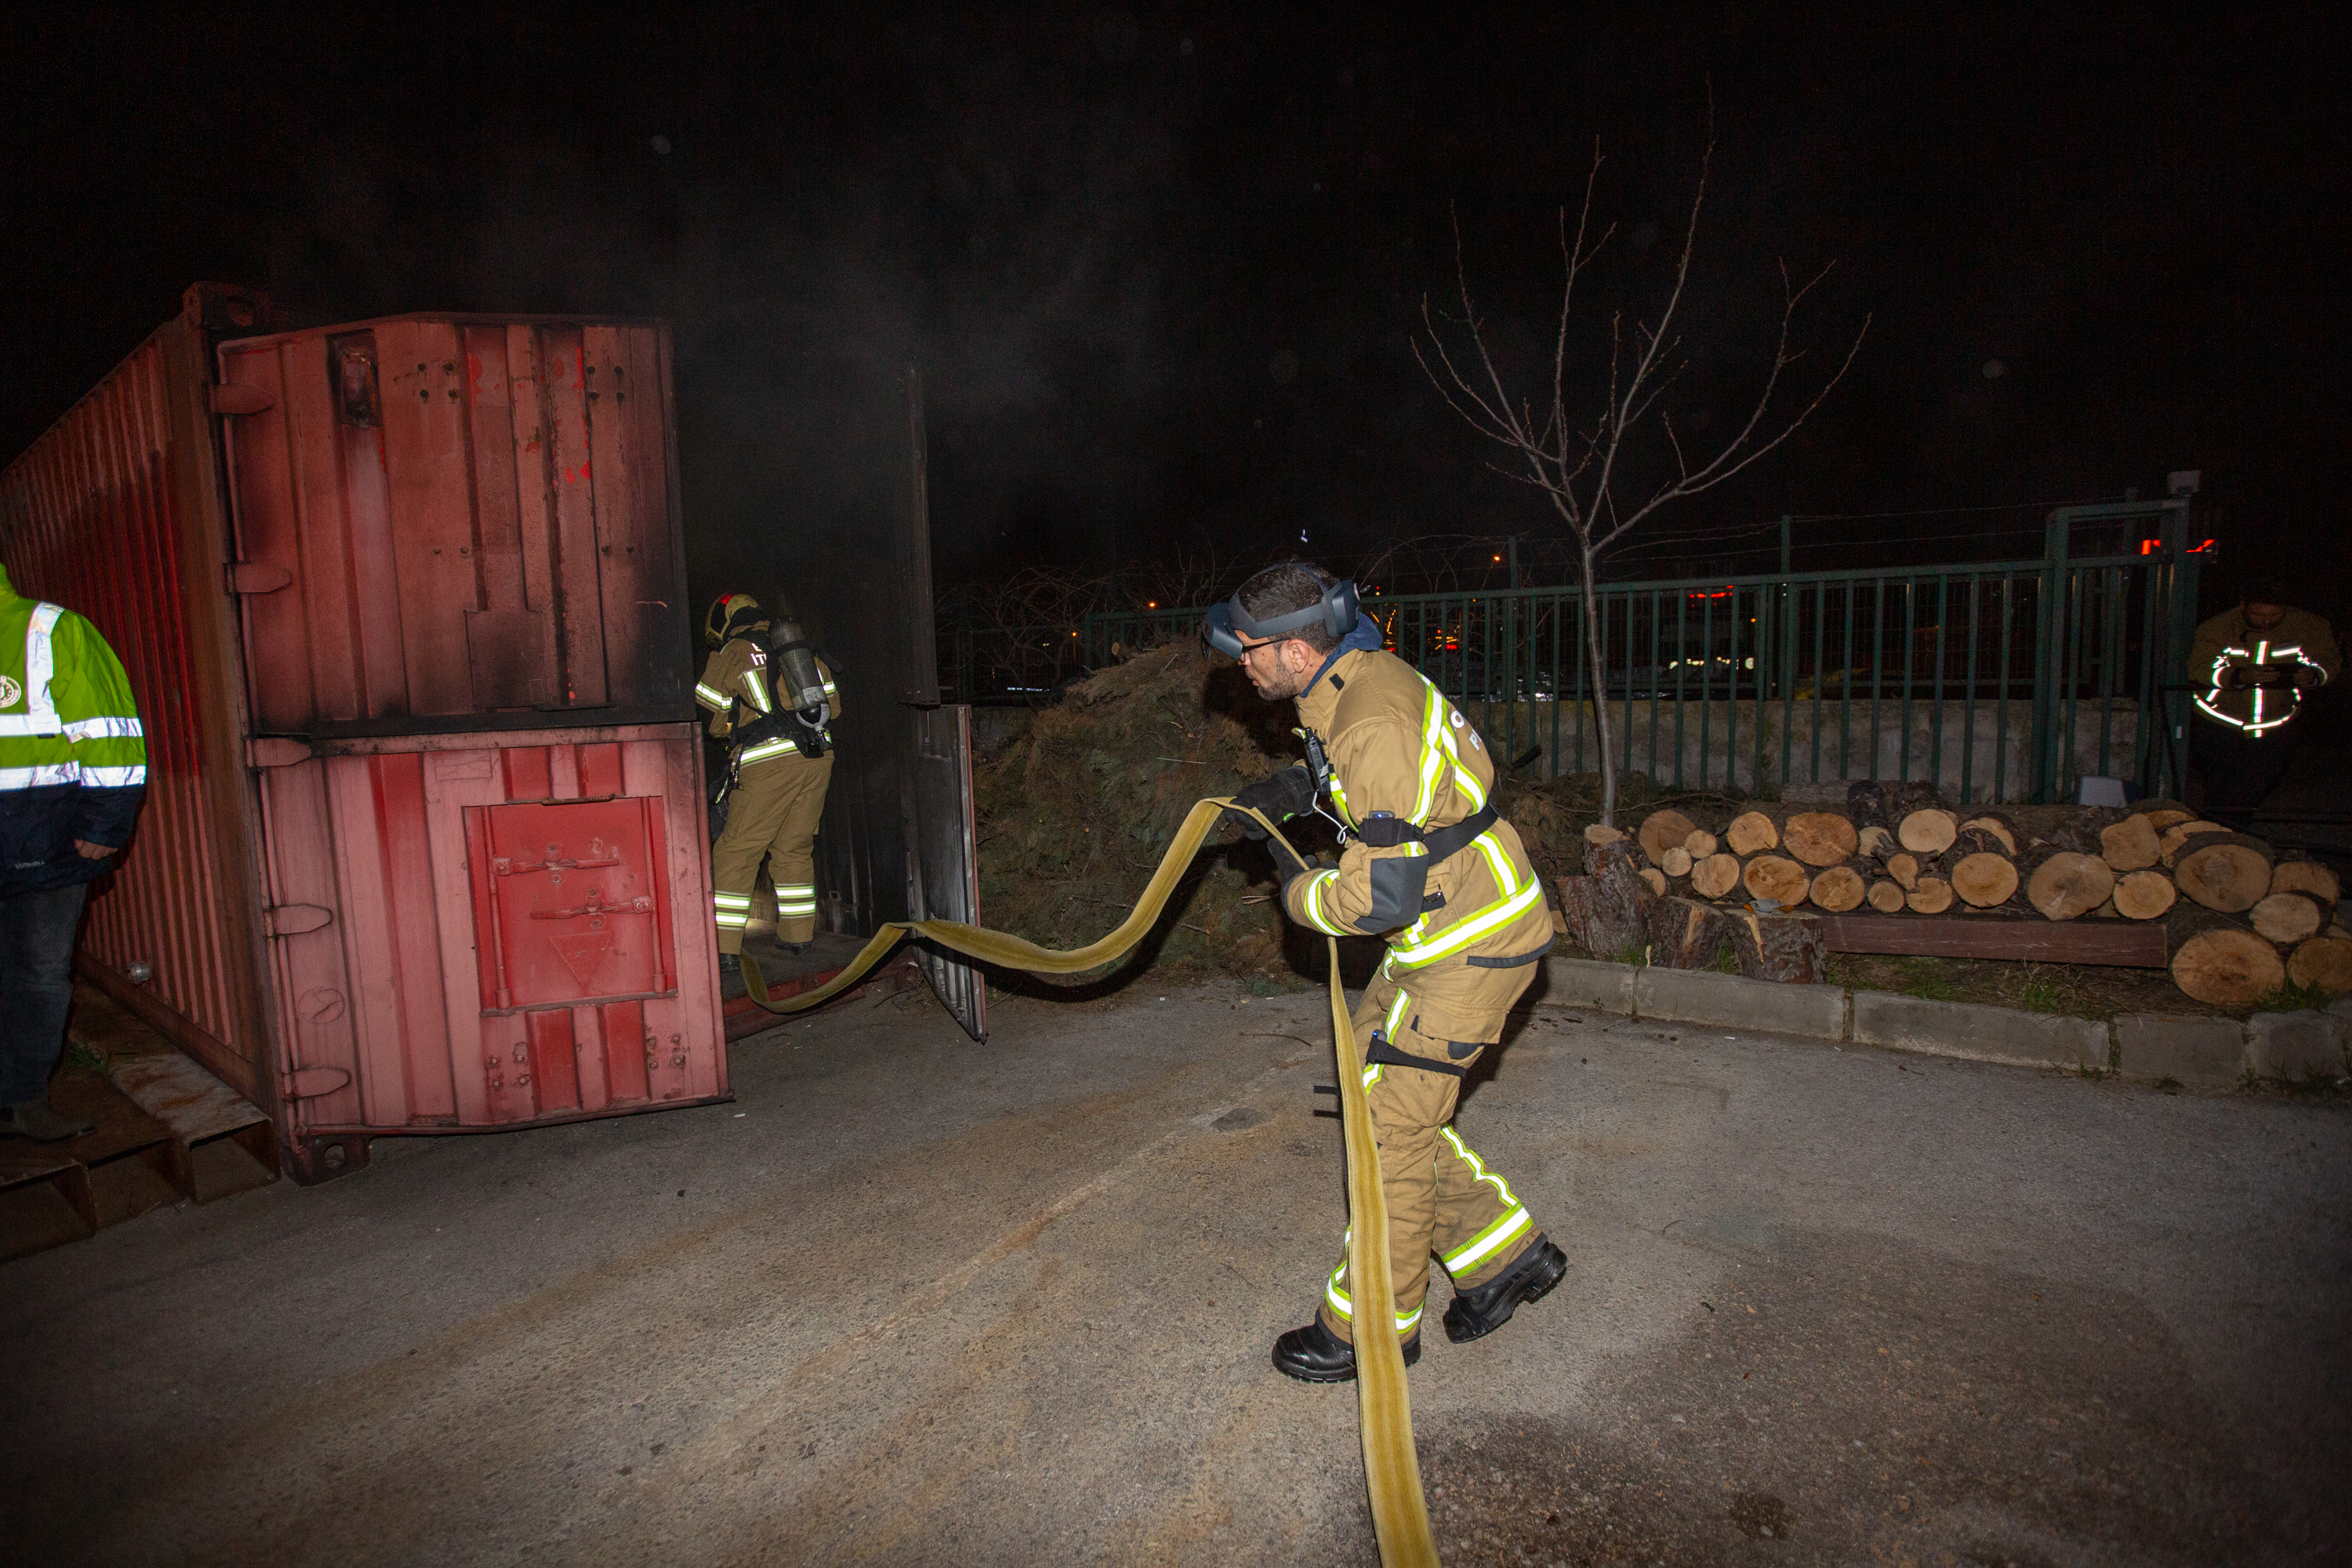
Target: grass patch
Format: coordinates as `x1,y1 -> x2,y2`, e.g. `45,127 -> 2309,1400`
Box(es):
2252,978 -> 2339,1014
60,1039 -> 107,1075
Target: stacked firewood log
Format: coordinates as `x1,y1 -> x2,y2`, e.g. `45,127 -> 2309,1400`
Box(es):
1559,779 -> 2351,1004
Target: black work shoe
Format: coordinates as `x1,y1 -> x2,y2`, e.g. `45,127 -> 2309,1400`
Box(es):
1443,1236 -> 1568,1344
1272,1318 -> 1421,1383
0,1100 -> 96,1142
780,942 -> 812,956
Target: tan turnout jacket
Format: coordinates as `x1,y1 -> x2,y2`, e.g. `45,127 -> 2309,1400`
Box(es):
1279,647 -> 1554,1039
695,631 -> 840,768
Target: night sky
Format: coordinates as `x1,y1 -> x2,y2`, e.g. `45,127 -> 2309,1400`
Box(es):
3,6 -> 2344,605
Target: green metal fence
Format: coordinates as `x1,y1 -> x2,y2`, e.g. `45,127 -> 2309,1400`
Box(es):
1053,501 -> 2203,805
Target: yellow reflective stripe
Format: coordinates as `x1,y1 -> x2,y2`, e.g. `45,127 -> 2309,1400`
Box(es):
1440,1126 -> 1520,1210
693,681 -> 729,710
1413,686 -> 1446,822
1384,989 -> 1412,1036
713,894 -> 753,908
1323,1245 -> 1421,1334
741,671 -> 771,713
1388,878 -> 1546,967
739,739 -> 797,764
1298,869 -> 1350,937
1474,829 -> 1520,895
1442,1204 -> 1532,1276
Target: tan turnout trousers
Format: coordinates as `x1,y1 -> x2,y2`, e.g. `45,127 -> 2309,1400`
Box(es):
711,753 -> 832,950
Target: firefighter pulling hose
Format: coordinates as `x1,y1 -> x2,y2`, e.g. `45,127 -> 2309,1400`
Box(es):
735,563 -> 1574,1568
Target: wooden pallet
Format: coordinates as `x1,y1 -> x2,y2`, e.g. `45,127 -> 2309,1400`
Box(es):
1816,913 -> 2167,967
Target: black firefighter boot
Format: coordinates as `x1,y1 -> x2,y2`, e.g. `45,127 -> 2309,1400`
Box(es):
1442,1236 -> 1569,1344
0,1099 -> 96,1142
1272,1319 -> 1421,1384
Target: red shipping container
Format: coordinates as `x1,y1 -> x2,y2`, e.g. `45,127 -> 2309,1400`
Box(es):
0,285 -> 724,1181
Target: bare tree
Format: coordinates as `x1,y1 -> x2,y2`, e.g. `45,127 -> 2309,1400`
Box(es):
1416,126 -> 1869,826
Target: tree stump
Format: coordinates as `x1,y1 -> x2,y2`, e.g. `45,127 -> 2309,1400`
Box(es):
1897,808 -> 1958,855
1726,811 -> 1779,855
1638,808 -> 1700,864
2099,814 -> 2162,872
1584,823 -> 1628,847
1682,828 -> 1719,859
1884,851 -> 1922,891
1646,896 -> 1734,970
2025,851 -> 2115,920
1784,811 -> 1860,867
1725,907 -> 1828,983
1949,851 -> 2020,908
1557,837 -> 1655,960
1809,863 -> 1868,913
2170,916 -> 2285,1007
1866,879 -> 1907,913
1905,876 -> 1956,914
2269,858 -> 2341,905
1741,854 -> 1811,909
2249,891 -> 2325,945
2113,869 -> 2177,920
2172,832 -> 2275,913
2287,935 -> 2352,994
1690,852 -> 1744,899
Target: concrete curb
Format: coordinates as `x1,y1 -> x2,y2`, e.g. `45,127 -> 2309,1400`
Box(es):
1534,955 -> 2352,1087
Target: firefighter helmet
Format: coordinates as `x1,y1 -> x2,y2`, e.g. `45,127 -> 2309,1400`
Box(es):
704,593 -> 764,648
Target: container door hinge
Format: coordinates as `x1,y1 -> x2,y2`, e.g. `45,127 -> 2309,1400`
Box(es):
246,737 -> 311,768
283,1065 -> 351,1099
265,904 -> 334,937
209,383 -> 275,416
226,561 -> 294,595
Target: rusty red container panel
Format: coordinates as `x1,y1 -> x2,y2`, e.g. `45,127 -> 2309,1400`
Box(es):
0,288 -> 727,1178
253,726 -> 723,1133
215,316 -> 690,734
0,292 -> 280,1110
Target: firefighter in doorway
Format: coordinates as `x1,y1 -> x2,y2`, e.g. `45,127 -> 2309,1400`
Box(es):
695,594 -> 840,975
2187,579 -> 2340,815
1207,562 -> 1566,1383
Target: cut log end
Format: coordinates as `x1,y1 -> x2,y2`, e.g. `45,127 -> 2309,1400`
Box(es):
1906,876 -> 1956,914
1638,809 -> 1700,863
1865,879 -> 1908,913
1639,867 -> 1669,897
2113,869 -> 2177,921
1886,851 -> 1922,892
1950,851 -> 2020,908
2287,935 -> 2352,995
2172,833 -> 2277,913
1725,810 -> 1780,855
1856,824 -> 1896,859
1682,828 -> 1719,858
2249,891 -> 2325,945
1690,852 -> 1744,900
1897,808 -> 1959,855
1584,824 -> 1628,846
2099,814 -> 2162,873
1741,854 -> 1811,909
1658,845 -> 1695,879
2171,927 -> 2285,1007
1785,811 -> 1861,867
1809,864 -> 1867,913
2269,858 -> 2342,904
2027,851 -> 2116,920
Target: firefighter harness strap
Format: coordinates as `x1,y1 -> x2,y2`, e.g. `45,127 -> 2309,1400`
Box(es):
736,796 -> 1440,1568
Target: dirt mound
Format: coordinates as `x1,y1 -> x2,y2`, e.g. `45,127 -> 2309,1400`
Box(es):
975,642 -> 1333,989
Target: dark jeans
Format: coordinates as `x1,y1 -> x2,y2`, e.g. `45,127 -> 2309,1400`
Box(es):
2190,717 -> 2296,815
0,881 -> 87,1107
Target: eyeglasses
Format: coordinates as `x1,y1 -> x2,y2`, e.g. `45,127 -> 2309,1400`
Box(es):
1234,637 -> 1278,662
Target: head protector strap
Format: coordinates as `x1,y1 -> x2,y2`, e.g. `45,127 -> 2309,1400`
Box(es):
1202,577 -> 1361,659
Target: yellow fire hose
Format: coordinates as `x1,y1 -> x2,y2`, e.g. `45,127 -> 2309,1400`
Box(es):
738,797 -> 1439,1567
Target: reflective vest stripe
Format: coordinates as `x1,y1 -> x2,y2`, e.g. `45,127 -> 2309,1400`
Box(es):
0,763 -> 82,789
0,605 -> 66,738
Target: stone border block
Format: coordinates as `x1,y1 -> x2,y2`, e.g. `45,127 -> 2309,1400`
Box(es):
2245,1010 -> 2347,1081
1852,991 -> 2107,1069
2115,1014 -> 2245,1087
1535,956 -> 1636,1016
1633,966 -> 1849,1040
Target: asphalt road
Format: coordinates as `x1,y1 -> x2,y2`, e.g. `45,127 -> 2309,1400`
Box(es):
5,973 -> 2347,1567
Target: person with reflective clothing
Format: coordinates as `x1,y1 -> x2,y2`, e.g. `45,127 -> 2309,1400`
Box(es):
2186,579 -> 2340,814
695,593 -> 839,970
1210,561 -> 1566,1383
0,564 -> 145,1142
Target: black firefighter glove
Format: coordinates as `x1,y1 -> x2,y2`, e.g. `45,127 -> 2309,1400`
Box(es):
2292,663 -> 2325,691
1226,765 -> 1316,840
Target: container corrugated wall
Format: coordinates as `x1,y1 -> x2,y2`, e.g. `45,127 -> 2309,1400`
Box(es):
0,295 -> 280,1109
0,288 -> 726,1181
